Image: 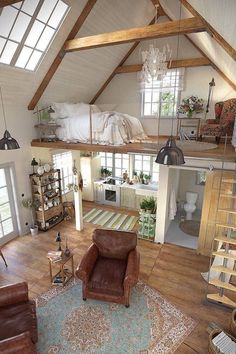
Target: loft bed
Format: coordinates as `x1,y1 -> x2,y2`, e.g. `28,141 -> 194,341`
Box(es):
44,102 -> 148,146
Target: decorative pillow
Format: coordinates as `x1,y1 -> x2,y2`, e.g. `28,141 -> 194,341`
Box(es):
50,102 -> 75,119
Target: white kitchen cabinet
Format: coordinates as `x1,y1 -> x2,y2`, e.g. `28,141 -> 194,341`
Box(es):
94,182 -> 104,203
121,187 -> 136,209
81,155 -> 101,201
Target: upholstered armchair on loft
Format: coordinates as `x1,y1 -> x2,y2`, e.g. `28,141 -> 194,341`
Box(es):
76,228 -> 140,307
200,98 -> 236,143
0,282 -> 37,354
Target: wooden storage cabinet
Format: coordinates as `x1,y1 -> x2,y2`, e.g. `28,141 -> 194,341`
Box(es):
30,169 -> 63,231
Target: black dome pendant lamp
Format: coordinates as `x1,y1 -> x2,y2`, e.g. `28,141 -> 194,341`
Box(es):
155,136 -> 185,165
0,86 -> 20,150
155,3 -> 184,166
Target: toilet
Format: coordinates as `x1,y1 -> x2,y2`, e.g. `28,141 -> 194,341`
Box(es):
184,192 -> 198,220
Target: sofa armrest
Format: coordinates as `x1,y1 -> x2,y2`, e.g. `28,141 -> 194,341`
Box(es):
76,244 -> 98,283
124,249 -> 140,288
0,332 -> 36,354
0,282 -> 28,308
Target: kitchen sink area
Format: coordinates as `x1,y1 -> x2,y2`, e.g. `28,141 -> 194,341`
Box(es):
94,177 -> 158,209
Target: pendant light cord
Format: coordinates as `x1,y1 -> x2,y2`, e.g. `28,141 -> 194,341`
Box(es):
171,3 -> 182,136
0,86 -> 7,130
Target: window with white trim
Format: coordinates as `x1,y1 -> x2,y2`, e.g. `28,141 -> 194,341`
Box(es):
100,153 -> 129,178
100,152 -> 113,174
141,68 -> 184,118
0,0 -> 69,71
133,154 -> 159,183
52,151 -> 73,194
114,154 -> 129,178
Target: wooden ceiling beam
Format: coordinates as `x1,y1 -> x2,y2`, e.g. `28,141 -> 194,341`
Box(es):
65,17 -> 206,53
158,4 -> 236,91
180,0 -> 236,61
0,1 -> 19,7
115,58 -> 211,74
89,17 -> 156,104
28,0 -> 97,110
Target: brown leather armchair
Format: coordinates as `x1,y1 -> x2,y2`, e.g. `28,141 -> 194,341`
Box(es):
76,229 -> 140,307
0,282 -> 37,354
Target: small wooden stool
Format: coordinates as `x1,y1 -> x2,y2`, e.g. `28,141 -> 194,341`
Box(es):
0,249 -> 7,267
63,202 -> 75,220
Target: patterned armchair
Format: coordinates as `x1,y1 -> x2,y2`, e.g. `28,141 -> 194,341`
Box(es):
200,98 -> 236,143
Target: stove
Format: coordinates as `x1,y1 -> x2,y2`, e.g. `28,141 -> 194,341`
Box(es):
102,178 -> 124,206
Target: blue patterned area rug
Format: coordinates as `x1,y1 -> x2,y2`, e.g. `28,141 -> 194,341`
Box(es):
36,280 -> 196,354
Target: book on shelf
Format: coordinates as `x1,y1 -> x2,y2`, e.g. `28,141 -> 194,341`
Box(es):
47,250 -> 62,262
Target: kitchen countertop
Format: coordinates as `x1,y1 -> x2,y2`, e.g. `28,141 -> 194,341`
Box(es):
94,179 -> 158,192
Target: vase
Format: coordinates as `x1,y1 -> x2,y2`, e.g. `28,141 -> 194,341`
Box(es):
187,111 -> 194,118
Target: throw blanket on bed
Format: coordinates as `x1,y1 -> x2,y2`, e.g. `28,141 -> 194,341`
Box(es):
51,102 -> 147,146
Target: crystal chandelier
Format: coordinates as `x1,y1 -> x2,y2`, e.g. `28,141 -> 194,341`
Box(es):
141,43 -> 172,84
140,5 -> 172,85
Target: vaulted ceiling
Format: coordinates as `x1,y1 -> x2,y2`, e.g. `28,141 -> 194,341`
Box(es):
1,0 -> 235,109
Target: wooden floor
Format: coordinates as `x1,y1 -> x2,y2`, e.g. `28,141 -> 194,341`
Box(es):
31,137 -> 236,160
0,201 -> 234,353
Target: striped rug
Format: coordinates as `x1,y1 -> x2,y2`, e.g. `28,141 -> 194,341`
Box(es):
83,208 -> 138,231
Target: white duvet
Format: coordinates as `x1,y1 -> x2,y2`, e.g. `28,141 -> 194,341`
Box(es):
51,102 -> 147,146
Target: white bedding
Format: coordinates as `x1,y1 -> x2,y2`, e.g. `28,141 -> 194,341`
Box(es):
51,102 -> 147,146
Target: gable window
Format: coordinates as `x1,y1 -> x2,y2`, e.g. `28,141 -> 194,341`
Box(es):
0,0 -> 69,71
52,151 -> 73,194
141,68 -> 184,118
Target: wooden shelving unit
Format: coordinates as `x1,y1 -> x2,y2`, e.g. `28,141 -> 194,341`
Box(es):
30,169 -> 63,231
206,177 -> 236,308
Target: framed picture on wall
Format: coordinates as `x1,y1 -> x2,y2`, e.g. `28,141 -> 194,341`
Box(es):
196,171 -> 207,185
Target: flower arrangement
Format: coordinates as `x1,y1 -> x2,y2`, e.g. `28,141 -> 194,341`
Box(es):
178,95 -> 204,117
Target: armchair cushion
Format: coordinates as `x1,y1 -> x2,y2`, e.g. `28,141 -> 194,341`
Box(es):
88,257 -> 127,297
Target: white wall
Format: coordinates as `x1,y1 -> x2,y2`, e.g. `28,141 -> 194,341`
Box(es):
177,169 -> 204,209
96,33 -> 235,137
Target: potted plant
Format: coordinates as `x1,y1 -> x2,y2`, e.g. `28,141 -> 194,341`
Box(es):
144,174 -> 151,184
22,198 -> 39,236
140,197 -> 156,214
178,95 -> 204,118
101,167 -> 112,179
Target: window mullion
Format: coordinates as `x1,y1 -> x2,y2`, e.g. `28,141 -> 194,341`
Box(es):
11,0 -> 45,66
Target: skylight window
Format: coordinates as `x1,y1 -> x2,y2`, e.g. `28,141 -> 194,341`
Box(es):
0,0 -> 69,71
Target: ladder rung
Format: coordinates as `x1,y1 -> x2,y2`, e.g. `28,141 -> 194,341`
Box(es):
207,293 -> 236,308
209,279 -> 236,291
212,251 -> 236,261
222,179 -> 236,183
214,235 -> 236,245
218,208 -> 236,214
220,193 -> 236,198
216,223 -> 236,230
211,265 -> 236,276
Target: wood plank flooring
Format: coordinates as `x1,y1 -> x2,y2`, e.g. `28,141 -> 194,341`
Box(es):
0,201 -> 234,353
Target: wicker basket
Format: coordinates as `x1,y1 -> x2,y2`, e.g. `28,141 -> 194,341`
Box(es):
208,329 -> 236,353
230,309 -> 236,337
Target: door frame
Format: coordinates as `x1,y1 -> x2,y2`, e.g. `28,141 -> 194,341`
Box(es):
0,162 -> 20,246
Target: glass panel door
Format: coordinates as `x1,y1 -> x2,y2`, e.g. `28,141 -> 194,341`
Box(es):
0,167 -> 18,244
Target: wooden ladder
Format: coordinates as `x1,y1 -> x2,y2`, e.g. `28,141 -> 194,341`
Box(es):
206,177 -> 236,308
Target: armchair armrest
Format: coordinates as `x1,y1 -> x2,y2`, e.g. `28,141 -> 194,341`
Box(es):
206,119 -> 218,124
124,249 -> 140,288
0,332 -> 36,354
76,243 -> 98,283
0,282 -> 28,308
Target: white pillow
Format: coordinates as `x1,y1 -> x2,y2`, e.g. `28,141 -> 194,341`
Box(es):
51,102 -> 75,119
